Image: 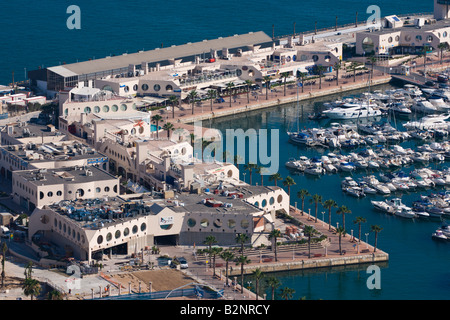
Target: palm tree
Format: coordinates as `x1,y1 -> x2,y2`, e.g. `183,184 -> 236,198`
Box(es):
1,242 -> 7,288
438,42 -> 448,65
263,75 -> 271,100
323,199 -> 338,231
188,90 -> 198,115
317,65 -> 326,90
334,61 -> 342,86
219,250 -> 235,286
169,95 -> 178,119
309,194 -> 323,223
353,216 -> 367,246
282,176 -> 296,196
235,255 -> 251,294
233,154 -> 243,171
336,205 -> 351,236
269,173 -> 282,187
367,56 -> 377,80
280,287 -> 295,300
207,89 -> 216,112
162,122 -> 174,139
297,189 -> 310,216
189,133 -> 196,148
371,225 -> 383,252
226,82 -> 235,108
24,261 -> 33,280
303,225 -> 317,258
297,71 -> 307,93
280,72 -> 290,96
47,289 -> 63,300
243,163 -> 257,185
245,79 -> 253,103
350,62 -> 359,82
235,233 -> 249,256
336,226 -> 346,255
423,45 -> 431,74
210,247 -> 223,277
151,114 -> 163,139
252,268 -> 265,300
268,229 -> 282,262
266,276 -> 281,300
203,235 -> 217,268
22,278 -> 41,300
255,165 -> 268,186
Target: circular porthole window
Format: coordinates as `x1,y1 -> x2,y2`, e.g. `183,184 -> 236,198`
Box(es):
115,230 -> 121,239
142,84 -> 149,91
124,228 -> 130,237
103,105 -> 110,113
228,219 -> 236,229
154,84 -> 161,91
132,225 -> 138,234
84,106 -> 91,114
187,218 -> 196,227
111,105 -> 118,112
120,104 -> 127,111
97,235 -> 103,244
106,233 -> 112,241
213,219 -> 222,228
200,219 -> 209,228
141,223 -> 147,231
241,219 -> 249,229
94,106 -> 100,113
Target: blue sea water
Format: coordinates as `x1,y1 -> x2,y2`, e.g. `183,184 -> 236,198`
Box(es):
0,0 -> 432,85
209,85 -> 450,300
0,0 -> 446,300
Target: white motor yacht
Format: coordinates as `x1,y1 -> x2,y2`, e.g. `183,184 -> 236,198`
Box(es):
411,98 -> 438,114
322,101 -> 382,120
428,96 -> 450,112
371,200 -> 395,213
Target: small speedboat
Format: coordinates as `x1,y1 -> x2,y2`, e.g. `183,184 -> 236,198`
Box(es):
432,229 -> 449,241
339,162 -> 356,172
371,200 -> 395,214
345,187 -> 365,198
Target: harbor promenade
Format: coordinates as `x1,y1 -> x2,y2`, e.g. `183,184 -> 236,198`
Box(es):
148,50 -> 450,129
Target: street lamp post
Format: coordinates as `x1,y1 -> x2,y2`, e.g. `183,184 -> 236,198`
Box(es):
365,233 -> 369,249
321,211 -> 325,227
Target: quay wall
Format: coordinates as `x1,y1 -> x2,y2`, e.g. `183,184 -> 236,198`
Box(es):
226,252 -> 389,276
181,76 -> 392,124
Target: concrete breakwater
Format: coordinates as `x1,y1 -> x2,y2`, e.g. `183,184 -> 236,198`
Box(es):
226,251 -> 389,276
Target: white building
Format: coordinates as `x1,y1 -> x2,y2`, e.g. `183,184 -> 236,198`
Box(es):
12,165 -> 119,211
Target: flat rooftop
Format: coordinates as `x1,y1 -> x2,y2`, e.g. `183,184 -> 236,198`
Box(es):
14,165 -> 117,186
48,32 -> 272,77
361,16 -> 450,36
164,191 -> 261,216
2,141 -> 107,164
2,123 -> 65,139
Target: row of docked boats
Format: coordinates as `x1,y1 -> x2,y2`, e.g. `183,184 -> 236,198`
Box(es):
315,84 -> 450,121
285,137 -> 450,177
291,113 -> 450,151
341,166 -> 450,199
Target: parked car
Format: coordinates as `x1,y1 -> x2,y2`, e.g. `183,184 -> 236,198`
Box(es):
175,257 -> 188,269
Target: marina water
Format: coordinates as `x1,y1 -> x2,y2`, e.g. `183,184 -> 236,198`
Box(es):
1,0 -> 446,300
209,84 -> 450,300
